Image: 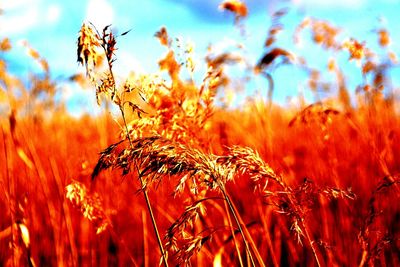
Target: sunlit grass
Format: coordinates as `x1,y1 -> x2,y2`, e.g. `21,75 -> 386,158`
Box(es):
1,1 -> 399,266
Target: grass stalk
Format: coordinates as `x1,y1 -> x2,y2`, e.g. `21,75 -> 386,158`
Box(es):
94,29 -> 169,266
224,187 -> 267,267
223,199 -> 245,267
49,157 -> 78,267
257,202 -> 279,267
142,210 -> 149,267
2,125 -> 17,267
119,106 -> 169,267
215,181 -> 257,267
300,220 -> 323,267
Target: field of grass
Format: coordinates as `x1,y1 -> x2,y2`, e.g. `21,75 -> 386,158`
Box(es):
1,2 -> 400,266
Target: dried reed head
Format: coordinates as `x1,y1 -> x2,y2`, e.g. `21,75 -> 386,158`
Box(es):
164,198 -> 211,264
91,136 -> 230,192
358,175 -> 400,265
0,38 -> 11,51
295,18 -> 341,50
65,181 -> 109,234
343,39 -> 365,62
219,0 -> 248,19
77,23 -> 101,75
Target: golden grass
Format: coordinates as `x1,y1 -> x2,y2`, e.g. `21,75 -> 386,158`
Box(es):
1,3 -> 400,266
1,97 -> 399,266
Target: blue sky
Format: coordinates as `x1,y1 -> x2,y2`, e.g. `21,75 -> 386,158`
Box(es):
1,0 -> 399,115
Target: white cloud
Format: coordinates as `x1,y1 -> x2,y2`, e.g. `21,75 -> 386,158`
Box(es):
46,5 -> 61,24
293,0 -> 366,9
85,0 -> 114,29
114,51 -> 145,77
61,83 -> 100,117
0,1 -> 40,35
0,1 -> 62,36
1,0 -> 38,10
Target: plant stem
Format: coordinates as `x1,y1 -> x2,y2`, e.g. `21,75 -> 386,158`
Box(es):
223,200 -> 245,267
261,71 -> 274,108
2,125 -> 16,267
119,106 -> 169,267
224,188 -> 267,267
216,181 -> 257,267
300,219 -> 323,267
88,27 -> 169,266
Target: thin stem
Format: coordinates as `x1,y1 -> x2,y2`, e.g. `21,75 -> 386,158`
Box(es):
85,26 -> 169,266
2,125 -> 16,267
279,182 -> 323,267
261,71 -> 274,109
221,182 -> 267,267
223,200 -> 245,267
100,31 -> 169,265
108,223 -> 139,267
216,181 -> 257,267
119,106 -> 169,267
299,219 -> 323,267
257,203 -> 279,267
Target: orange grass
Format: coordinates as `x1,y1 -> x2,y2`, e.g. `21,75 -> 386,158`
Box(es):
1,95 -> 399,266
1,3 -> 400,266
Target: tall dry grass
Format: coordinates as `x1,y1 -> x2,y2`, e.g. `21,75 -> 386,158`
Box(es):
1,1 -> 400,266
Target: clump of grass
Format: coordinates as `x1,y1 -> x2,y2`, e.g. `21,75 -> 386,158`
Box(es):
90,135 -> 262,265
75,22 -> 170,266
358,175 -> 400,266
